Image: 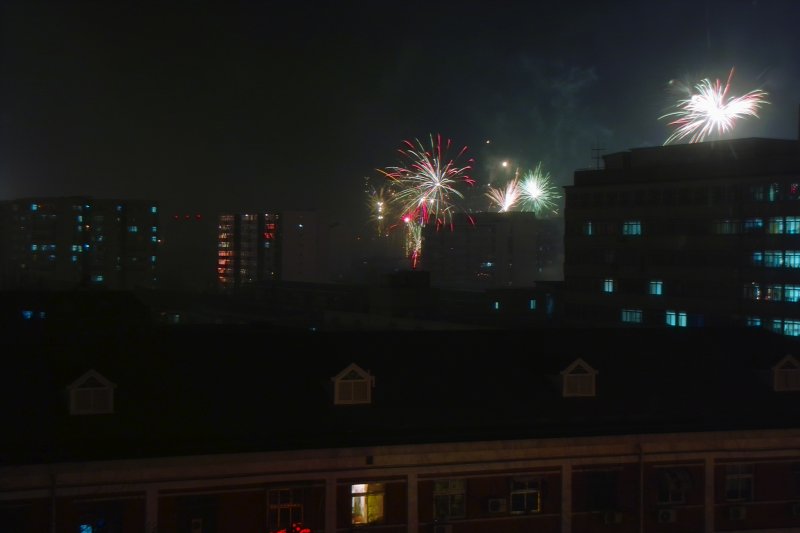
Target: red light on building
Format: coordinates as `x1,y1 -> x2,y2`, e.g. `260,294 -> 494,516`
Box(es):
196,214 -> 202,220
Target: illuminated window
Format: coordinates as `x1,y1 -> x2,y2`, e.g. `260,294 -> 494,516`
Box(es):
351,483 -> 384,525
743,218 -> 764,232
332,363 -> 374,405
649,280 -> 663,295
764,251 -> 783,268
91,274 -> 104,283
529,299 -> 537,310
746,316 -> 761,327
433,479 -> 466,520
743,283 -> 761,300
765,284 -> 784,301
785,285 -> 800,302
665,311 -> 687,327
769,217 -> 785,234
621,309 -> 643,323
773,355 -> 800,390
786,217 -> 800,234
31,203 -> 38,211
768,182 -> 780,201
268,489 -> 303,532
79,525 -> 93,533
622,220 -> 641,235
583,221 -> 593,236
783,320 -> 800,337
751,251 -> 764,266
68,370 -> 115,415
658,469 -> 691,504
493,301 -> 500,310
786,251 -> 800,268
510,478 -> 541,514
724,464 -> 753,502
127,225 -> 138,233
561,358 -> 597,397
603,279 -> 615,293
150,206 -> 157,213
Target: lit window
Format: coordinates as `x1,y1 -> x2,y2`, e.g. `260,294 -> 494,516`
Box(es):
621,309 -> 643,323
493,301 -> 500,310
773,356 -> 800,390
127,225 -> 138,232
622,220 -> 641,235
150,206 -> 157,213
666,311 -> 676,327
91,274 -> 104,283
784,320 -> 800,337
31,203 -> 38,211
769,319 -> 783,333
743,218 -> 764,232
583,221 -> 593,236
21,310 -> 33,320
746,316 -> 761,327
31,244 -> 38,251
603,279 -> 615,293
649,280 -> 663,295
351,483 -> 384,525
765,285 -> 784,301
677,312 -> 687,327
751,251 -> 764,266
785,285 -> 800,302
151,255 -> 157,263
79,525 -> 93,533
768,182 -> 780,201
724,464 -> 753,502
151,226 -> 157,233
529,299 -> 537,310
786,217 -> 800,234
769,217 -> 785,234
764,251 -> 783,268
433,480 -> 466,521
786,251 -> 800,268
743,283 -> 761,300
151,236 -> 157,243
510,478 -> 541,514
116,205 -> 123,212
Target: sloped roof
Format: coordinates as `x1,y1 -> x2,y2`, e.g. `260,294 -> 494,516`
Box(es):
2,325 -> 799,465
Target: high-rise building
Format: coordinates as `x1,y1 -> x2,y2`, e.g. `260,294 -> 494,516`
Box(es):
0,197 -> 160,290
563,137 -> 800,334
216,210 -> 328,290
421,211 -> 563,289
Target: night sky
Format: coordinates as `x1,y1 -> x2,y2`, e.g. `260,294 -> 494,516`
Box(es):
2,0 -> 799,234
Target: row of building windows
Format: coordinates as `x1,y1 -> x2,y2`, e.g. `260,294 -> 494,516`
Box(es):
580,217 -> 800,237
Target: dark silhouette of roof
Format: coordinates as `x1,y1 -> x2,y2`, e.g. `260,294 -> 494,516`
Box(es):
2,324 -> 799,465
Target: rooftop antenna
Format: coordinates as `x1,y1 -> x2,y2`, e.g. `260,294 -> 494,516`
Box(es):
591,140 -> 605,170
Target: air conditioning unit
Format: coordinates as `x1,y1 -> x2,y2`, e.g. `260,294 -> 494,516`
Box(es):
729,506 -> 747,521
657,509 -> 676,524
603,511 -> 623,525
433,525 -> 452,533
791,502 -> 800,517
488,498 -> 507,513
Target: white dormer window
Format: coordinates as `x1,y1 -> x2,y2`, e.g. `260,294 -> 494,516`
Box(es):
332,363 -> 375,405
561,358 -> 597,397
773,355 -> 800,392
68,369 -> 115,415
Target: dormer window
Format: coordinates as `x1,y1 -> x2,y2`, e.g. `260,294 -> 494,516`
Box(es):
773,355 -> 800,392
68,370 -> 115,415
332,363 -> 375,405
561,358 -> 597,397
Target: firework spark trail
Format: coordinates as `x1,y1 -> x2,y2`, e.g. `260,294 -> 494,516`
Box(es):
660,67 -> 769,145
519,162 -> 561,215
486,178 -> 521,212
378,133 -> 475,228
366,185 -> 391,236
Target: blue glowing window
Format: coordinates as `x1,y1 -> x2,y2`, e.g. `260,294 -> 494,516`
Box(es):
769,217 -> 785,234
621,309 -> 642,323
31,203 -> 38,211
603,279 -> 614,293
622,220 -> 641,235
787,217 -> 800,234
151,256 -> 157,263
151,226 -> 157,233
764,251 -> 783,268
746,316 -> 761,327
91,274 -> 104,283
150,206 -> 157,213
71,255 -> 78,263
784,320 -> 800,336
116,205 -> 123,212
31,244 -> 38,251
751,251 -> 764,266
21,310 -> 33,320
151,236 -> 157,243
649,280 -> 663,295
584,221 -> 593,236
743,218 -> 764,232
79,525 -> 93,533
785,251 -> 800,268
786,285 -> 800,302
127,225 -> 138,233
493,301 -> 500,310
529,299 -> 537,310
77,215 -> 83,223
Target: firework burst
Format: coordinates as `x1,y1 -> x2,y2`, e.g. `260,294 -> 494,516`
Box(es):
379,133 -> 475,229
486,178 -> 521,212
519,162 -> 560,215
660,67 -> 769,145
366,184 -> 392,236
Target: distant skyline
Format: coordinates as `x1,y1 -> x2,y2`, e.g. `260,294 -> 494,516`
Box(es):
2,0 -> 799,233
